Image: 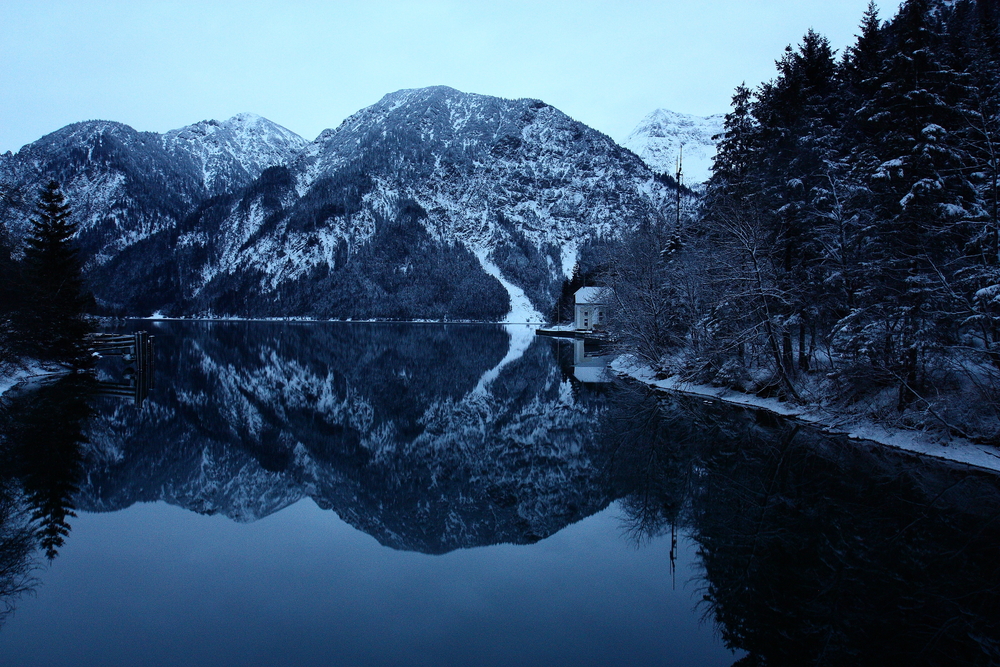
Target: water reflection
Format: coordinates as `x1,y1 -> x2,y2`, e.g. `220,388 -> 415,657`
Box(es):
606,382 -> 1000,666
0,480 -> 37,628
1,322 -> 999,665
0,373 -> 95,625
80,322 -> 612,553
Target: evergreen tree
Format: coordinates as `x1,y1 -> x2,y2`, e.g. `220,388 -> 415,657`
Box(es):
844,0 -> 981,405
709,84 -> 760,201
21,181 -> 93,364
841,1 -> 885,105
682,0 -> 1000,434
754,29 -> 840,373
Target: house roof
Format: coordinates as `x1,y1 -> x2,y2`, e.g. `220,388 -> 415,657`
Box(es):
574,286 -> 607,304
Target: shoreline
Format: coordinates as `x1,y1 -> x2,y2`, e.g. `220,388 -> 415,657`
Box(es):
610,355 -> 1000,476
116,316 -> 543,326
0,361 -> 70,399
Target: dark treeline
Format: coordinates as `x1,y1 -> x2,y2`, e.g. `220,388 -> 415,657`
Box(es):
610,0 -> 1000,442
0,181 -> 93,367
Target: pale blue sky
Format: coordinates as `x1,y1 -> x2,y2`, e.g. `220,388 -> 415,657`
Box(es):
1,0 -> 904,154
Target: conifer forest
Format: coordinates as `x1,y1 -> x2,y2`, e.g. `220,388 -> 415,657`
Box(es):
607,0 -> 1000,443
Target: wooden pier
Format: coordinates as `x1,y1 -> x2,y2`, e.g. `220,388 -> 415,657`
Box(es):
86,331 -> 155,405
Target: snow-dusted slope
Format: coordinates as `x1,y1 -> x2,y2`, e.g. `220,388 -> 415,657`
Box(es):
184,86 -> 672,319
0,88 -> 678,320
0,114 -> 304,263
0,120 -> 205,265
623,109 -> 724,184
162,113 -> 307,195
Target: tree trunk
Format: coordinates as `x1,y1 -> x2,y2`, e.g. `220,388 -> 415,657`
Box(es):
798,320 -> 810,372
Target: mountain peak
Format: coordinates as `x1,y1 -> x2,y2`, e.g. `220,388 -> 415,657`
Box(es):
162,113 -> 306,194
623,108 -> 723,184
1,90 -> 672,322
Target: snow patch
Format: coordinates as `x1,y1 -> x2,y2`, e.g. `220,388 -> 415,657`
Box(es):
622,109 -> 724,183
0,362 -> 67,398
473,249 -> 545,323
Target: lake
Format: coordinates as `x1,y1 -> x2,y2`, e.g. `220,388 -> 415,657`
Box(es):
1,321 -> 998,666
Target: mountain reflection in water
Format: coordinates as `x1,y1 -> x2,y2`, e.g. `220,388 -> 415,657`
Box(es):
0,321 -> 998,665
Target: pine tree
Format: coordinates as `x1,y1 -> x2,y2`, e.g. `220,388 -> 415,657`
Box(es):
709,84 -> 759,201
754,30 -> 840,373
21,181 -> 92,364
842,1 -> 885,104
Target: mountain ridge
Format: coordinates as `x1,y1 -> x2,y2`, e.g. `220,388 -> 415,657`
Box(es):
0,87 -> 677,321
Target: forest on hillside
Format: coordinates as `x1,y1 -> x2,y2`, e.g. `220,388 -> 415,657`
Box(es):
606,0 -> 1000,443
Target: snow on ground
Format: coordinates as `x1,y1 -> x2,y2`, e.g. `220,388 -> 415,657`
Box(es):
473,249 -> 545,323
0,361 -> 66,398
611,355 -> 1000,475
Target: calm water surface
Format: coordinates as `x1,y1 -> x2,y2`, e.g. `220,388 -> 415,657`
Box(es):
1,322 -> 998,666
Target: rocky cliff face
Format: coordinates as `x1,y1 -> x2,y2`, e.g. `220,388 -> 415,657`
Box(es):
1,87 -> 674,321
161,112 -> 308,197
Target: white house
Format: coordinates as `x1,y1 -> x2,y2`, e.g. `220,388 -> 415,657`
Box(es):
574,286 -> 608,331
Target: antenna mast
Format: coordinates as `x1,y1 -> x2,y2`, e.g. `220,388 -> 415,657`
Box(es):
675,145 -> 683,234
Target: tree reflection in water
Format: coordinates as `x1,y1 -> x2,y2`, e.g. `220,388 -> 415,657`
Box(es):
606,381 -> 1000,666
0,373 -> 94,624
0,479 -> 37,628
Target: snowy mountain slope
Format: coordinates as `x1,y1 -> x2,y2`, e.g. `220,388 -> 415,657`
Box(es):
180,86 -> 673,319
162,113 -> 307,196
0,114 -> 304,253
1,87 -> 677,320
0,120 -> 204,265
623,108 -> 724,184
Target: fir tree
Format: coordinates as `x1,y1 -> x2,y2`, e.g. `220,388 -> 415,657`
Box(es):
21,181 -> 92,364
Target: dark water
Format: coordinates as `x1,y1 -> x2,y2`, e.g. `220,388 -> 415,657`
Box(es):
1,322 -> 999,666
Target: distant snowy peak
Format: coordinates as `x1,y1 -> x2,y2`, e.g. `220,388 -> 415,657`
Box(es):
623,109 -> 724,184
163,113 -> 307,194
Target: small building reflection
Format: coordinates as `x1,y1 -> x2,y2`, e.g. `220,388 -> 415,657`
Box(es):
573,338 -> 613,384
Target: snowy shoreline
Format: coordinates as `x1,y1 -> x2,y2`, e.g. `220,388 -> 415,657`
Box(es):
610,355 -> 1000,476
133,315 -> 543,325
0,361 -> 70,399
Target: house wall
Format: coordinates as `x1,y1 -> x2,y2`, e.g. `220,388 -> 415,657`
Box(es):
575,304 -> 606,330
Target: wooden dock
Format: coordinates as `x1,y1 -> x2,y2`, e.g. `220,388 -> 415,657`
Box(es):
86,331 -> 155,405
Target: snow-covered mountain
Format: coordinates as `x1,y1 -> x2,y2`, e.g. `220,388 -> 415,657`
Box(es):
0,87 -> 675,321
0,114 -> 306,279
178,86 -> 672,321
161,112 -> 307,196
623,109 -> 724,185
